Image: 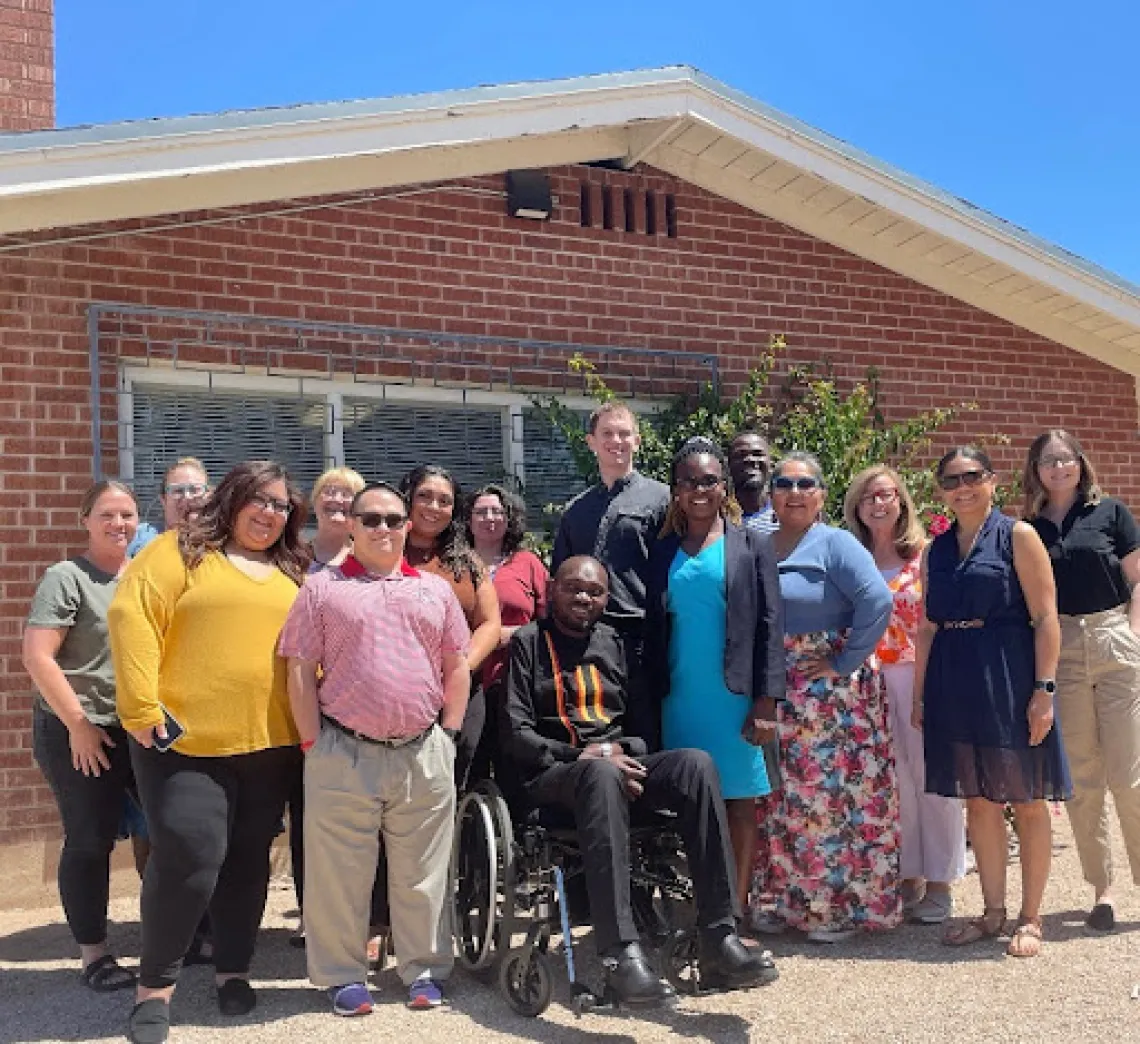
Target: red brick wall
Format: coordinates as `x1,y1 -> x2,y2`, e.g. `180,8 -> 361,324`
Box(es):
1,164 -> 1136,844
0,0 -> 53,132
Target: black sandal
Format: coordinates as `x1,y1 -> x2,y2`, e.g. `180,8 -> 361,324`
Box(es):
81,954 -> 137,993
128,998 -> 170,1044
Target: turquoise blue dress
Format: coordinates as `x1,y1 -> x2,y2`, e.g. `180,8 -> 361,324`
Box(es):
662,538 -> 771,799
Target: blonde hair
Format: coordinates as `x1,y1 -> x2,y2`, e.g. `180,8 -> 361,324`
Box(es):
311,466 -> 366,501
1022,429 -> 1102,519
162,456 -> 209,486
844,465 -> 925,561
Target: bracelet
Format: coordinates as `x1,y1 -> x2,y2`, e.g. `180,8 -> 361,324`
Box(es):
300,739 -> 315,754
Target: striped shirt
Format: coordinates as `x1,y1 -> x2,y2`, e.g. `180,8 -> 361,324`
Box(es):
278,555 -> 470,740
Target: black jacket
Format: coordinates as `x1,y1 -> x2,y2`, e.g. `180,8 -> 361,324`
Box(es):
643,523 -> 785,717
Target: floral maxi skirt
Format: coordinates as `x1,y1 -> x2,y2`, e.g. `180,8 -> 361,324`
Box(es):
766,631 -> 902,932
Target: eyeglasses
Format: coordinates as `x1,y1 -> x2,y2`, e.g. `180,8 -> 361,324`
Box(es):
354,511 -> 407,530
249,493 -> 293,517
164,483 -> 208,499
937,470 -> 990,492
319,486 -> 356,501
772,476 -> 821,493
471,507 -> 506,519
675,475 -> 723,492
860,488 -> 899,506
1039,455 -> 1077,469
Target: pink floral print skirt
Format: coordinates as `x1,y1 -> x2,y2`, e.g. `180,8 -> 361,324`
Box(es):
764,630 -> 902,932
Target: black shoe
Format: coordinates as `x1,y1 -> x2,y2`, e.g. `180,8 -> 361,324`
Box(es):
217,978 -> 257,1017
699,930 -> 779,990
127,999 -> 170,1044
1085,902 -> 1116,934
601,942 -> 676,1008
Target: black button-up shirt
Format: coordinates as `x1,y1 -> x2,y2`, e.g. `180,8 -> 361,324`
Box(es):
1030,496 -> 1140,615
552,471 -> 670,626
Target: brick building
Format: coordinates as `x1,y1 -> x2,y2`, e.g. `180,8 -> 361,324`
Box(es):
2,3 -> 1139,902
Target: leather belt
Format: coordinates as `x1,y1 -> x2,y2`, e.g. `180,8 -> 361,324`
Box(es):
321,715 -> 431,748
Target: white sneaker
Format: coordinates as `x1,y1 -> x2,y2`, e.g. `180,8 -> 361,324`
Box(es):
806,926 -> 856,944
749,910 -> 786,936
910,892 -> 953,924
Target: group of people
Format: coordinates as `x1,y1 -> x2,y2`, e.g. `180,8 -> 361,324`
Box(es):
21,400 -> 1140,1043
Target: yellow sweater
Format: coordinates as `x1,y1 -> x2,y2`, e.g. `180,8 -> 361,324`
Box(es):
109,532 -> 300,757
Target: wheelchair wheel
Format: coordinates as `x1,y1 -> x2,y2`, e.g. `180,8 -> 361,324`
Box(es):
498,946 -> 553,1017
451,790 -> 499,971
660,928 -> 701,996
475,781 -> 518,949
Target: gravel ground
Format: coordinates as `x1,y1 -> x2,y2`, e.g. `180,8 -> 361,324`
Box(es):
2,809 -> 1138,1044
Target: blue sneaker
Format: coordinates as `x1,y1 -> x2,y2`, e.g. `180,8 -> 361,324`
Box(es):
328,982 -> 373,1017
407,977 -> 443,1009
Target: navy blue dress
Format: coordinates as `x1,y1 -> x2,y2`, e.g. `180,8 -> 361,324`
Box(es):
923,510 -> 1071,803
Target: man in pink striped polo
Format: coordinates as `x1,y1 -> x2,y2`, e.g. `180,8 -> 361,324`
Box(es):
280,482 -> 470,1017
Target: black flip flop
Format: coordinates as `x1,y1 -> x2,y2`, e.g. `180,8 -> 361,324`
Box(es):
1085,902 -> 1116,934
81,954 -> 137,993
127,998 -> 170,1044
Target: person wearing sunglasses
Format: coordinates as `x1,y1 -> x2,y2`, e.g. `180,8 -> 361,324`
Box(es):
128,458 -> 212,557
280,482 -> 470,1017
914,446 -> 1069,959
757,452 -> 896,943
844,466 -> 966,926
109,461 -> 309,1044
642,438 -> 784,914
1022,430 -> 1140,936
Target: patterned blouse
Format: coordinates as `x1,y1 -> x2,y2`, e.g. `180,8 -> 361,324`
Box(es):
876,554 -> 922,666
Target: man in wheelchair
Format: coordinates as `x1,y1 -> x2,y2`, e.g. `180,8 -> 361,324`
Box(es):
502,555 -> 778,1007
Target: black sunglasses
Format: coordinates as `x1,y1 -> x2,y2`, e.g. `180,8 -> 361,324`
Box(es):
772,476 -> 821,493
675,474 -> 723,492
937,469 -> 990,492
354,511 -> 407,530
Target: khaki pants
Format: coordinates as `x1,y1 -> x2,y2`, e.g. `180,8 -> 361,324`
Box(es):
303,722 -> 456,988
1055,606 -> 1140,893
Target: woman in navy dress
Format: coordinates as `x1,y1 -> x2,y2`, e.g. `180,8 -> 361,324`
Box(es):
914,447 -> 1070,958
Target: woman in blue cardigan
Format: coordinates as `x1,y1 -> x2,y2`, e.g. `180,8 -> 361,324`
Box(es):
643,437 -> 785,906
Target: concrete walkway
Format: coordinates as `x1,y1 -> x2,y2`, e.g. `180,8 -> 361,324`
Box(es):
2,810 -> 1138,1043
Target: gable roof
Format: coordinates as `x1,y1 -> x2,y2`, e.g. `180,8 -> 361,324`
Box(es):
1,66 -> 1138,377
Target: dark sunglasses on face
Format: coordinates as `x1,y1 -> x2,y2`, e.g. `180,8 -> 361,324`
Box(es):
354,511 -> 407,530
249,493 -> 292,517
165,483 -> 208,499
772,476 -> 820,493
675,474 -> 723,492
937,469 -> 989,492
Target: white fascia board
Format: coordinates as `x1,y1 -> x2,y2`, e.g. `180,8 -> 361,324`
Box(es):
0,85 -> 691,199
683,88 -> 1140,327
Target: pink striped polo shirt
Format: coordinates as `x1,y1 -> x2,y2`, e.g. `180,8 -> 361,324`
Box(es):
278,555 -> 470,740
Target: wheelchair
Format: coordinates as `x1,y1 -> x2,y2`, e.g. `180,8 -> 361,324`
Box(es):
449,779 -> 705,1017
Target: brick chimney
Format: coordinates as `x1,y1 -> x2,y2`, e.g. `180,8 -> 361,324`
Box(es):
0,0 -> 53,131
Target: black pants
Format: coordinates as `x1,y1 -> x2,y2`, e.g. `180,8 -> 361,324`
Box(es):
286,761 -> 388,927
130,741 -> 299,988
453,677 -> 485,791
527,748 -> 738,954
32,707 -> 133,946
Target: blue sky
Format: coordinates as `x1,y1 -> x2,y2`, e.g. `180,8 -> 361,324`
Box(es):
57,1 -> 1139,285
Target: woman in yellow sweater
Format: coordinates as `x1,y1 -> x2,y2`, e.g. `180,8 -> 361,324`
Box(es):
109,460 -> 308,1044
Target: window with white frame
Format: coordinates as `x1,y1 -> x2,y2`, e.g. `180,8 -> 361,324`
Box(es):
122,369 -> 602,531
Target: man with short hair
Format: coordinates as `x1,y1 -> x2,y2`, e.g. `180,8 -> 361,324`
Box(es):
727,430 -> 777,533
553,402 -> 669,642
279,482 -> 470,1017
503,555 -> 777,1007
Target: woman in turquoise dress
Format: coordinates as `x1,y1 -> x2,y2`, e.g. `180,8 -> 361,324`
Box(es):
644,438 -> 785,905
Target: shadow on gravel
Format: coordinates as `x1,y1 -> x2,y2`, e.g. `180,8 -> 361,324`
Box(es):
1040,908 -> 1140,942
0,917 -> 141,963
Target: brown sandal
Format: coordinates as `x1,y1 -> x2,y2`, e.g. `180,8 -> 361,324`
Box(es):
1006,916 -> 1043,958
942,907 -> 1007,947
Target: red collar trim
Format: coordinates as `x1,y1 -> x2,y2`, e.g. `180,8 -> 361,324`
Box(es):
339,555 -> 419,579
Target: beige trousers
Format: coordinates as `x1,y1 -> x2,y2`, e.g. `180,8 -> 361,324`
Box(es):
303,722 -> 456,987
1055,606 -> 1140,893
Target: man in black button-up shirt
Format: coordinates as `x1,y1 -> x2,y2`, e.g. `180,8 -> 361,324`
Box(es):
552,403 -> 669,632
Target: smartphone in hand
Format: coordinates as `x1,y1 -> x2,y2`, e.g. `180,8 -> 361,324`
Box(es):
153,705 -> 186,752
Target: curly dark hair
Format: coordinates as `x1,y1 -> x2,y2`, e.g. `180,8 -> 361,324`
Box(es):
399,464 -> 484,585
660,436 -> 741,537
179,460 -> 310,585
466,483 -> 528,556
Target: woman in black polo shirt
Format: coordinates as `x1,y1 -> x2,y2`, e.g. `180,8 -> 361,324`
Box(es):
1024,429 -> 1140,934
